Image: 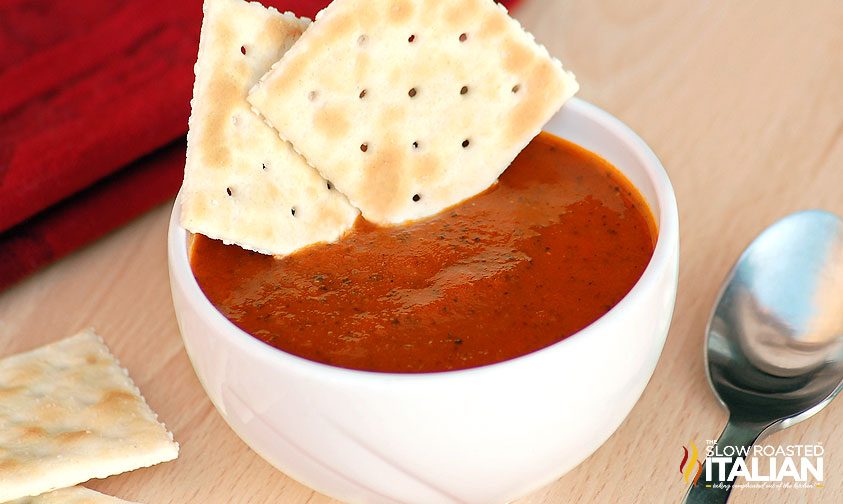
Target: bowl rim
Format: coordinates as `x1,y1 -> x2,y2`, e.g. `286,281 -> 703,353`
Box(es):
168,97 -> 679,383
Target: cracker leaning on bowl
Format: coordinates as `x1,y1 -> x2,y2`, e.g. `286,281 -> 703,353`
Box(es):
248,0 -> 578,225
181,0 -> 359,255
0,329 -> 177,502
182,0 -> 577,254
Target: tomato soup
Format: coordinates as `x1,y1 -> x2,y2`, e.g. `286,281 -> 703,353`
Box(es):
190,132 -> 656,373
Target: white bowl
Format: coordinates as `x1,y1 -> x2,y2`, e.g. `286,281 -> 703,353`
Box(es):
168,98 -> 679,504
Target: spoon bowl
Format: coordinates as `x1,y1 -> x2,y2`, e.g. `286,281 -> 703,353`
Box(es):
686,210 -> 843,503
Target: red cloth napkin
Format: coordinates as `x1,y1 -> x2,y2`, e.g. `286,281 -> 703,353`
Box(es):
0,0 -> 520,290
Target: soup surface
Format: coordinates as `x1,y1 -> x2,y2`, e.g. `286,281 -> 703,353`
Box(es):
190,132 -> 656,373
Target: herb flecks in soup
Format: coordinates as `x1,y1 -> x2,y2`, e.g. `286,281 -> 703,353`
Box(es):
190,133 -> 656,373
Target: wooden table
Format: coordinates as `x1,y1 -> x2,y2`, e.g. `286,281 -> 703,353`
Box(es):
2,1 -> 841,502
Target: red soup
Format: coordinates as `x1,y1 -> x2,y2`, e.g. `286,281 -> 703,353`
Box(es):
190,132 -> 656,373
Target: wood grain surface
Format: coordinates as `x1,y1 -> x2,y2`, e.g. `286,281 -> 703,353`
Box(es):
1,1 -> 841,502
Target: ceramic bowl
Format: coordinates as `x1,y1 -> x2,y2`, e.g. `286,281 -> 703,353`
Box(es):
168,97 -> 679,504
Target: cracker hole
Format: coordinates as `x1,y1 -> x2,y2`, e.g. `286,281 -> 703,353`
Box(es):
512,84 -> 521,94
462,139 -> 470,148
412,141 -> 419,149
359,89 -> 367,99
308,90 -> 319,101
240,45 -> 247,55
412,194 -> 421,202
326,181 -> 333,190
408,34 -> 416,43
262,163 -> 267,170
360,143 -> 369,152
460,86 -> 468,95
291,207 -> 297,216
226,187 -> 233,196
459,33 -> 468,42
358,34 -> 368,46
408,88 -> 417,98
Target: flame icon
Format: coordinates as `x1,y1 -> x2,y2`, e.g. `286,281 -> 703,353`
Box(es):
680,441 -> 704,485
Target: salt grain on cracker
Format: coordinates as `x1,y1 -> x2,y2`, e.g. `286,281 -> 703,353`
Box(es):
248,0 -> 578,225
183,0 -> 359,255
0,329 -> 177,502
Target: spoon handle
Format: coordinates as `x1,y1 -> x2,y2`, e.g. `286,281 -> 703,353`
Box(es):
682,419 -> 765,504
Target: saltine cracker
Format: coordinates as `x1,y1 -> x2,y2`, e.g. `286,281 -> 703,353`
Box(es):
249,0 -> 578,224
183,0 -> 359,254
0,330 -> 177,501
5,486 -> 139,504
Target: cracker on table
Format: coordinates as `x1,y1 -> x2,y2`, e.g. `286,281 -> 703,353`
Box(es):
0,329 -> 177,501
183,0 -> 359,255
5,486 -> 140,504
248,0 -> 578,225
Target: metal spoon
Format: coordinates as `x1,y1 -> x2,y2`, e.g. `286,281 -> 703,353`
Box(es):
684,210 -> 843,503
